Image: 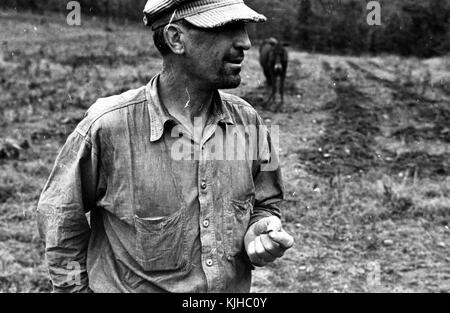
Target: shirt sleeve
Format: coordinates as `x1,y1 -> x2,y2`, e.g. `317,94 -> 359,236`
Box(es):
249,114 -> 284,226
37,129 -> 98,293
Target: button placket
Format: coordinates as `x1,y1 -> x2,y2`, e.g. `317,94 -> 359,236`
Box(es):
198,122 -> 227,291
198,159 -> 223,291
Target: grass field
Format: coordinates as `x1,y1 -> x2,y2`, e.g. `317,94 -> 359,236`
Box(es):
0,10 -> 449,292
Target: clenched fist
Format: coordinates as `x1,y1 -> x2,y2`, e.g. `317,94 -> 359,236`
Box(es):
244,216 -> 294,267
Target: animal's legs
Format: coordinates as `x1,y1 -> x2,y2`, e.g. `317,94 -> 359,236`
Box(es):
269,75 -> 281,112
278,75 -> 285,110
265,90 -> 275,108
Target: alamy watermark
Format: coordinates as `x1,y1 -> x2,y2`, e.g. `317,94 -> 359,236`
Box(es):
66,1 -> 81,26
317,0 -> 382,26
367,261 -> 381,288
65,1 -> 382,27
169,118 -> 280,172
66,261 -> 82,286
367,1 -> 382,26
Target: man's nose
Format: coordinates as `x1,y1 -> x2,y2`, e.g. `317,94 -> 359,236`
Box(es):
233,28 -> 251,51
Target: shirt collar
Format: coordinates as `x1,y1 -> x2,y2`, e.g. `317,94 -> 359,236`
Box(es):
146,74 -> 174,142
146,74 -> 235,142
215,92 -> 235,126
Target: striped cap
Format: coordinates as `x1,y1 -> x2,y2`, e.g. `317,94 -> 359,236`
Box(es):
143,0 -> 266,30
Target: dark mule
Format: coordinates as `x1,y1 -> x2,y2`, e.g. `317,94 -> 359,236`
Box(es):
259,38 -> 288,112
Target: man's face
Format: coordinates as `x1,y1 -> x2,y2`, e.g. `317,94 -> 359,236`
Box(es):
182,22 -> 251,90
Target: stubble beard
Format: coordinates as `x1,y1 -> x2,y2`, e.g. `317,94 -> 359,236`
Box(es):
216,66 -> 242,89
218,69 -> 242,89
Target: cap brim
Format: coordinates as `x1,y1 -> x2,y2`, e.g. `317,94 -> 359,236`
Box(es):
184,3 -> 266,28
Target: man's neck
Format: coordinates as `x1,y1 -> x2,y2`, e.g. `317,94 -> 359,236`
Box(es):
159,66 -> 215,134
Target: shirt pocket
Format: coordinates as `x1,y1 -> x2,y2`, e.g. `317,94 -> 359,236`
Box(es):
134,207 -> 189,272
224,197 -> 253,258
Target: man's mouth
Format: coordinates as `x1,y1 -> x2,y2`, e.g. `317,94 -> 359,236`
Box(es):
225,57 -> 244,73
226,57 -> 244,64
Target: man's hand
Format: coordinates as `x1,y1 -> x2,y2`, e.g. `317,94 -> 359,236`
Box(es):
244,216 -> 294,267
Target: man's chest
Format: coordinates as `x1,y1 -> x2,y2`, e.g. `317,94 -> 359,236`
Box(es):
98,124 -> 258,219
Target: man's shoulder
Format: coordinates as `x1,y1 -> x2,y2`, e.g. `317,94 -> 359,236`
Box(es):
76,86 -> 147,137
219,91 -> 262,124
219,91 -> 253,110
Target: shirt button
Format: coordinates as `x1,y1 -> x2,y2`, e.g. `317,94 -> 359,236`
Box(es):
200,181 -> 207,189
206,259 -> 213,267
203,219 -> 209,228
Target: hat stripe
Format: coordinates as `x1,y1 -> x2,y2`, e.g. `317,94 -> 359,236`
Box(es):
145,0 -> 266,29
185,4 -> 265,28
182,0 -> 243,16
144,0 -> 185,15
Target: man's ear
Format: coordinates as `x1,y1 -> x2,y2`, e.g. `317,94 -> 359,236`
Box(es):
163,24 -> 185,55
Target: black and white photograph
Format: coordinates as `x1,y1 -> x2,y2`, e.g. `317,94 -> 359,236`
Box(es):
0,0 -> 449,296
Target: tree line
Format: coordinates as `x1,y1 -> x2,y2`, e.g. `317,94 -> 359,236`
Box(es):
249,0 -> 450,58
2,0 -> 449,57
292,0 -> 450,57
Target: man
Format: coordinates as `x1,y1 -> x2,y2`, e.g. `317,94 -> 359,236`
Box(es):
37,0 -> 294,293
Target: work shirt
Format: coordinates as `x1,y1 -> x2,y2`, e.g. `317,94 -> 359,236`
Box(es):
37,74 -> 284,293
